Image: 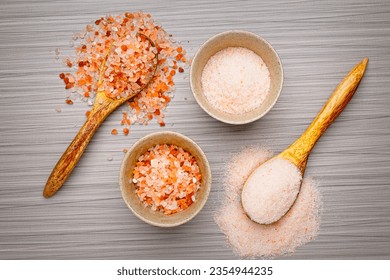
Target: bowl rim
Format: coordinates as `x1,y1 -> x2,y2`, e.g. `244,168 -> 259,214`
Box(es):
119,131 -> 212,227
190,30 -> 284,125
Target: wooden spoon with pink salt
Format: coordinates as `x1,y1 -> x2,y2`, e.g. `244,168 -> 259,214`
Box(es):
43,34 -> 158,198
242,58 -> 368,225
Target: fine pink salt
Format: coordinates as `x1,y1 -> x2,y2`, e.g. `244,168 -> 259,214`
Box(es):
242,157 -> 302,225
201,47 -> 270,115
215,146 -> 321,259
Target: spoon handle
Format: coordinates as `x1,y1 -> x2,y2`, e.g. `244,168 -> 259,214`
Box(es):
280,58 -> 368,171
43,97 -> 120,198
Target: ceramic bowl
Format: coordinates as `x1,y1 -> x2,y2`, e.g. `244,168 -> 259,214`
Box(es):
190,30 -> 283,124
119,131 -> 211,227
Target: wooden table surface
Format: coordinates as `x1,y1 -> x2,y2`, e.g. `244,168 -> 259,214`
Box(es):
1,0 -> 389,259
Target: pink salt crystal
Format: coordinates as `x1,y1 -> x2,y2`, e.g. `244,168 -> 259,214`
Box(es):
201,47 -> 270,115
215,146 -> 321,259
67,75 -> 75,84
242,157 -> 302,225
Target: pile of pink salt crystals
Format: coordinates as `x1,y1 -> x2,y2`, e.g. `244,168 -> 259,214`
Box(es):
58,12 -> 187,132
215,146 -> 321,259
132,144 -> 202,215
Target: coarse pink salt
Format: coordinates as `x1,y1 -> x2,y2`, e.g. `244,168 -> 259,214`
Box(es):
242,157 -> 302,225
215,146 -> 321,259
201,47 -> 270,115
132,144 -> 202,215
57,12 -> 187,132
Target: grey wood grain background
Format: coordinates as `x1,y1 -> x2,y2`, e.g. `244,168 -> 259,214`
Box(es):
0,0 -> 389,259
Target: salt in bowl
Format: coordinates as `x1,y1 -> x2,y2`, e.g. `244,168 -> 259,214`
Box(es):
119,131 -> 212,227
190,30 -> 283,125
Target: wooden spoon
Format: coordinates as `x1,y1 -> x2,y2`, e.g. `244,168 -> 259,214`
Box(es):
43,34 -> 158,198
241,58 -> 368,224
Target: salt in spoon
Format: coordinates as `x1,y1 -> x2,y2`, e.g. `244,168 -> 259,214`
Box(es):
43,34 -> 158,198
241,58 -> 368,224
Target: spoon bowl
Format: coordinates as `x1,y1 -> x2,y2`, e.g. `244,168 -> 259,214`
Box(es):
242,58 -> 369,225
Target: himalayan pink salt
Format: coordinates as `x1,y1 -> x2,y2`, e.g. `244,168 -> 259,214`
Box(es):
58,12 -> 187,131
132,144 -> 202,215
242,157 -> 302,225
201,47 -> 270,115
215,146 -> 321,259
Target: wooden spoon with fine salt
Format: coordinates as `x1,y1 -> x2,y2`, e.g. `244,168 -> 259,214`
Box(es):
43,34 -> 158,198
241,58 -> 368,224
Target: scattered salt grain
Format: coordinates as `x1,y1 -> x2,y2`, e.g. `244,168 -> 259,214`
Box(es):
107,155 -> 113,161
215,146 -> 321,259
55,48 -> 60,60
242,157 -> 302,225
55,106 -> 62,113
201,47 -> 270,115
